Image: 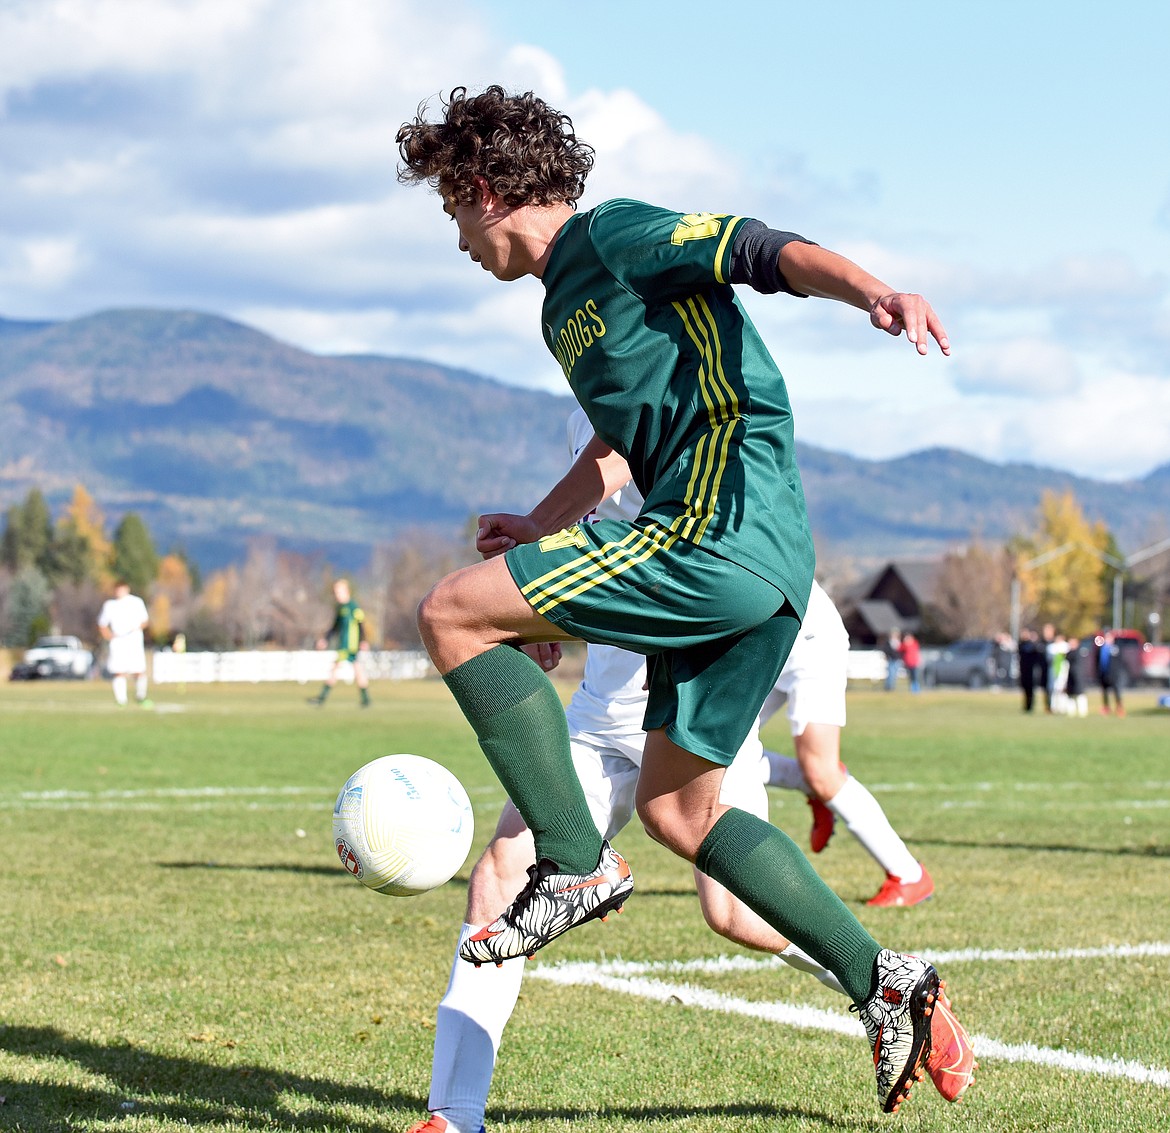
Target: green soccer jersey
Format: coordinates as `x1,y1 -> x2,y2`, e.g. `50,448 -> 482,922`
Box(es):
330,600 -> 365,656
540,198 -> 814,614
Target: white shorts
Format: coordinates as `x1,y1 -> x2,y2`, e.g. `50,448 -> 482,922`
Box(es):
759,633 -> 847,737
107,637 -> 147,676
572,728 -> 769,842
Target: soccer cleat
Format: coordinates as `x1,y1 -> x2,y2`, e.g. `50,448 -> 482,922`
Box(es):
866,864 -> 935,907
808,797 -> 836,853
138,698 -> 154,710
306,696 -> 324,707
460,840 -> 633,966
926,983 -> 977,1102
405,1117 -> 485,1133
852,949 -> 939,1113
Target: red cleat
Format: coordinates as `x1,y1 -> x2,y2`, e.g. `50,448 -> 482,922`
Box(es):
926,983 -> 977,1102
866,864 -> 935,907
808,796 -> 836,853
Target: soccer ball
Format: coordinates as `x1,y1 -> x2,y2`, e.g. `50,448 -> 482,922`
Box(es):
332,754 -> 474,897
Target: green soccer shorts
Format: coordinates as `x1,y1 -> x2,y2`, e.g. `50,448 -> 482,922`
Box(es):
505,518 -> 803,766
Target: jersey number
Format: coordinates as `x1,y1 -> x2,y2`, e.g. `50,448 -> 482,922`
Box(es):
539,525 -> 589,553
671,213 -> 725,245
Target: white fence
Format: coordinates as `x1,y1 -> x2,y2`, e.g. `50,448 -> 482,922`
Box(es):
152,647 -> 887,686
152,649 -> 432,685
846,649 -> 890,683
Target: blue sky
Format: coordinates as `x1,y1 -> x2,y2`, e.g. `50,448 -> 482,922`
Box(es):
1,0 -> 1168,481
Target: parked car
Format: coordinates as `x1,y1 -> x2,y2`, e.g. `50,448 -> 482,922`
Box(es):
923,638 -> 1017,689
9,635 -> 95,680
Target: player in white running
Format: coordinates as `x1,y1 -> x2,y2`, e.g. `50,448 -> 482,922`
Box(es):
408,413 -> 973,1133
750,582 -> 935,907
96,580 -> 152,709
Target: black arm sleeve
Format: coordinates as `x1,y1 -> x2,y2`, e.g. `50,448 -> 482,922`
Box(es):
728,220 -> 817,297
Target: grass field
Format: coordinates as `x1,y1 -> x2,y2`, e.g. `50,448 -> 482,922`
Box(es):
1,677 -> 1168,1133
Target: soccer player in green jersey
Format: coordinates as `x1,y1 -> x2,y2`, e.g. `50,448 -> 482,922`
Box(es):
308,578 -> 371,708
397,86 -> 958,1113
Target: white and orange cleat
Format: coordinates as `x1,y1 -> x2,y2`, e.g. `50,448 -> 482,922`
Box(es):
459,840 -> 633,966
852,949 -> 939,1113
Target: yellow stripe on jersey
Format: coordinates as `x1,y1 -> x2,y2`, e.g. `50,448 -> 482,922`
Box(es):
671,295 -> 743,542
712,215 -> 743,285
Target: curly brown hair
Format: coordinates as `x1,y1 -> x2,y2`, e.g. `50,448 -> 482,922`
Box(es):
396,85 -> 594,208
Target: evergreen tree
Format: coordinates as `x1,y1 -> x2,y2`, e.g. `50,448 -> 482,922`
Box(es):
4,567 -> 52,646
1,489 -> 53,573
111,513 -> 159,595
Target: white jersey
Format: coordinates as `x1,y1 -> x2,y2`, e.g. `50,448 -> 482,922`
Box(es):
98,593 -> 149,674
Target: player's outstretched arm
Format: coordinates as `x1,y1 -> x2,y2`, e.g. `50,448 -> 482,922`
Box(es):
778,242 -> 951,356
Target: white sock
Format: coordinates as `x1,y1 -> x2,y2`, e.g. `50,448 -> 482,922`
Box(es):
761,749 -> 811,794
428,923 -> 525,1133
112,676 -> 128,705
136,675 -> 149,701
778,942 -> 847,996
828,776 -> 922,882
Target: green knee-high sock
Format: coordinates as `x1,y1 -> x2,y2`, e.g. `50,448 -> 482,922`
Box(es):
696,809 -> 881,1005
443,645 -> 602,874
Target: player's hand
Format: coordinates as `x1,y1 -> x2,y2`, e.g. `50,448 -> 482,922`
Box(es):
521,642 -> 562,672
359,641 -> 370,651
315,638 -> 327,650
476,512 -> 543,558
869,292 -> 951,356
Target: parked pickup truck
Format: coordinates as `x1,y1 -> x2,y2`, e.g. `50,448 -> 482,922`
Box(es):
9,635 -> 95,680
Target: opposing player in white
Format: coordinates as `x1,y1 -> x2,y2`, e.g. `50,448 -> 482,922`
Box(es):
97,580 -> 152,709
750,582 -> 935,907
408,413 -> 973,1133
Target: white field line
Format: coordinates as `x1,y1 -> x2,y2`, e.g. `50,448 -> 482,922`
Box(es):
529,959 -> 1170,1088
0,783 -> 503,811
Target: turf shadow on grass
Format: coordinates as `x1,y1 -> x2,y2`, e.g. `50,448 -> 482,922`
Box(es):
0,1023 -> 422,1131
1,1024 -> 861,1131
912,836 -> 1169,858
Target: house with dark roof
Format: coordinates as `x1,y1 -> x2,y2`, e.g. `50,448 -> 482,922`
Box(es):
838,559 -> 943,646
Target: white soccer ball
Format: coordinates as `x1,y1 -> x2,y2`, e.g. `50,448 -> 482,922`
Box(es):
332,754 -> 474,897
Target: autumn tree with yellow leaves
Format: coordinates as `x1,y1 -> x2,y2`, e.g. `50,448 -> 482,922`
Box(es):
1011,490 -> 1120,637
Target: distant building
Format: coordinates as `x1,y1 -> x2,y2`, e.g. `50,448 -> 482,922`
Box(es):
838,559 -> 943,646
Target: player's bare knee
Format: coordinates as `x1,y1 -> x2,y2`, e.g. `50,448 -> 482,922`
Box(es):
635,797 -> 701,860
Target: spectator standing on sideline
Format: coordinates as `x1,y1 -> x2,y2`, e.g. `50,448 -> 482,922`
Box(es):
899,631 -> 922,693
97,580 -> 152,709
1064,636 -> 1089,717
1017,628 -> 1044,712
308,578 -> 371,708
1046,630 -> 1069,714
882,630 -> 902,692
1043,622 -> 1062,711
1097,630 -> 1126,716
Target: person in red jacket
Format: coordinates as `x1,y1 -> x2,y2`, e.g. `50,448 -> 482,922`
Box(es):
899,632 -> 922,694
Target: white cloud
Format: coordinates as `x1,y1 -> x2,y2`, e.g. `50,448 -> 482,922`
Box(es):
0,0 -> 1168,483
953,338 -> 1084,397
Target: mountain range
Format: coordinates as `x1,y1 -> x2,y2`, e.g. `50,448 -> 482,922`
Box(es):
1,308 -> 1167,572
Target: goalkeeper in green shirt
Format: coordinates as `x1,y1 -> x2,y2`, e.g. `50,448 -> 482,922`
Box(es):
308,578 -> 371,708
397,85 -> 960,1114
